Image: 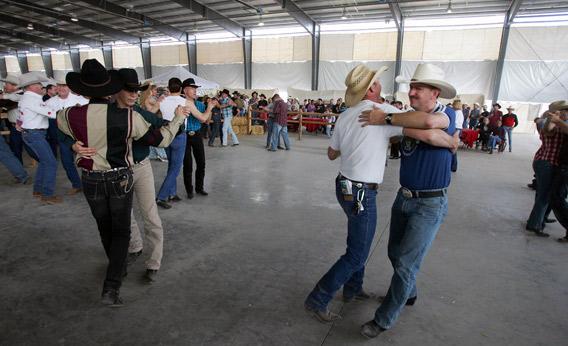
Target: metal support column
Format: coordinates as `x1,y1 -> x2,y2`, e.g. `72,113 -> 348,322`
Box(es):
140,41 -> 152,79
389,2 -> 404,94
242,29 -> 252,89
69,48 -> 81,72
0,57 -> 7,79
492,0 -> 523,102
102,45 -> 113,69
41,49 -> 54,78
186,33 -> 197,75
17,52 -> 29,74
311,23 -> 320,91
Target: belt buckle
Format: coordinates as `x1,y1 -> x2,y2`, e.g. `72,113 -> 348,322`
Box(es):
188,131 -> 196,136
401,187 -> 413,198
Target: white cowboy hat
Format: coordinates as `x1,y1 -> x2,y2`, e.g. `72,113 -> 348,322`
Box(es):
2,75 -> 20,86
549,100 -> 568,112
395,63 -> 456,99
18,72 -> 50,88
344,64 -> 388,107
506,106 -> 515,110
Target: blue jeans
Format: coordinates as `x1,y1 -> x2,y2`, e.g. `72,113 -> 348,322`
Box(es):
374,191 -> 448,329
0,136 -> 28,182
8,123 -> 38,163
305,178 -> 378,311
527,160 -> 554,230
22,129 -> 58,197
489,135 -> 502,150
157,134 -> 186,201
266,118 -> 273,147
46,118 -> 59,158
60,141 -> 81,189
503,126 -> 513,152
222,116 -> 239,146
270,123 -> 290,150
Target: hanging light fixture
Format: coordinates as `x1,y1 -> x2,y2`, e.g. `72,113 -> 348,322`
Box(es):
27,23 -> 34,30
446,0 -> 453,13
341,8 -> 347,20
258,13 -> 264,26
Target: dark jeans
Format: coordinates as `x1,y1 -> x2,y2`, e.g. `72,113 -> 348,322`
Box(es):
82,169 -> 134,291
7,122 -> 38,163
305,177 -> 378,311
550,165 -> 568,236
527,160 -> 554,230
184,132 -> 205,194
208,121 -> 223,146
60,141 -> 82,189
390,142 -> 400,158
451,152 -> 458,172
46,118 -> 59,158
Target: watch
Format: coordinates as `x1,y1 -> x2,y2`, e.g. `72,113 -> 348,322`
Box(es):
385,113 -> 393,125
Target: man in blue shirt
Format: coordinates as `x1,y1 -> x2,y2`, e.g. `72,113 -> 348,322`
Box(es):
357,63 -> 458,338
181,78 -> 217,199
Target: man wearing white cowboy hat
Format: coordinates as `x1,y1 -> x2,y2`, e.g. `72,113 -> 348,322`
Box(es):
356,63 -> 458,338
502,106 -> 519,152
45,78 -> 89,195
304,64 -> 457,324
57,59 -> 192,307
18,72 -> 62,204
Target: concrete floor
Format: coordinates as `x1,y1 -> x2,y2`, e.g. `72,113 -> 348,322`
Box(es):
1,132 -> 567,345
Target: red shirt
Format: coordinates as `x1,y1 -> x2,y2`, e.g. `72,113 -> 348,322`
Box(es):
534,127 -> 564,166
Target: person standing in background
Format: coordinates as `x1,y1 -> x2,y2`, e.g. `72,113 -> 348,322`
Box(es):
502,106 -> 519,153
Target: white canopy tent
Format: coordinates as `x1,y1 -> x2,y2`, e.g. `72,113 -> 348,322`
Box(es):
145,66 -> 220,95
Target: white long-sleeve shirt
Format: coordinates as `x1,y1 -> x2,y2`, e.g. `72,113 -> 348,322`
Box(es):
46,93 -> 89,112
18,91 -> 57,129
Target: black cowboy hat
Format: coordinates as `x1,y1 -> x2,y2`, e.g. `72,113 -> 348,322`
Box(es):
118,68 -> 149,92
221,89 -> 230,96
181,78 -> 200,89
66,59 -> 123,98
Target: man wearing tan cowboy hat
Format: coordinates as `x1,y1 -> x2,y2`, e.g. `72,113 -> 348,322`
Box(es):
502,105 -> 519,152
304,64 -> 457,324
355,63 -> 458,338
18,72 -> 62,204
45,78 -> 89,195
57,59 -> 192,307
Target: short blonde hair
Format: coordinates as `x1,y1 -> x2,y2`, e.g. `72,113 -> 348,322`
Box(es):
452,99 -> 462,109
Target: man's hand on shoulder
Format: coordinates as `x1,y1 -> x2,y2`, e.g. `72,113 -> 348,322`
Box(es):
359,106 -> 386,127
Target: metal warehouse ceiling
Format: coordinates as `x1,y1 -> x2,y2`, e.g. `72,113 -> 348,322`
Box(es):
0,0 -> 566,54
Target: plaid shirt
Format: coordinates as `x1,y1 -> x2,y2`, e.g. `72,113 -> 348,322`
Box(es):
220,97 -> 233,118
534,127 -> 564,166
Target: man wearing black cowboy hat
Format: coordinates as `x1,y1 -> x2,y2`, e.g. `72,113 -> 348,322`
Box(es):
181,78 -> 217,199
57,59 -> 191,307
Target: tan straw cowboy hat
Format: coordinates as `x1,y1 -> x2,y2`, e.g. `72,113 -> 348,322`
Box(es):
344,64 -> 388,107
395,63 -> 456,99
549,100 -> 568,112
18,72 -> 51,88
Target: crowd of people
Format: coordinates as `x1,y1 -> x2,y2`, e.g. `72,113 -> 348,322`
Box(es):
0,58 -> 566,342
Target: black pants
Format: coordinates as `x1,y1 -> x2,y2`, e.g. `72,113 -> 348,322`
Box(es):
208,122 -> 223,146
550,165 -> 568,236
390,142 -> 400,158
82,169 -> 134,291
184,132 -> 205,194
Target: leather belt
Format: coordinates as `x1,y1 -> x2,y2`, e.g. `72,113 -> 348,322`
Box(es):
337,174 -> 379,190
399,187 -> 447,199
82,167 -> 131,180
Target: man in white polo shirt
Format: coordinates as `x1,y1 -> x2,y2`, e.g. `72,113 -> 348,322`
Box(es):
304,64 -> 457,323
